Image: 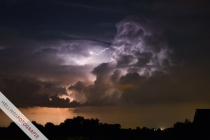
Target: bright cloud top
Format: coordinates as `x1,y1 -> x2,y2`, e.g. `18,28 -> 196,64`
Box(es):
110,16 -> 175,76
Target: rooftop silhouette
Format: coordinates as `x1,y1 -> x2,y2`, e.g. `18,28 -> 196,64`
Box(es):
193,109 -> 210,126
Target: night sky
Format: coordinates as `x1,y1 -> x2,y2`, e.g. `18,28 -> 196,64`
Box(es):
0,0 -> 210,129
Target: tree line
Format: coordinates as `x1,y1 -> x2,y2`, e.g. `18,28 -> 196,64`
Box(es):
0,116 -> 209,140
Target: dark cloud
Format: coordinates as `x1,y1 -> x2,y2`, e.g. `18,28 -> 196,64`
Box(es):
110,70 -> 121,84
0,76 -> 81,108
92,62 -> 115,85
119,72 -> 145,85
119,65 -> 210,105
135,52 -> 153,67
68,81 -> 86,93
117,55 -> 135,67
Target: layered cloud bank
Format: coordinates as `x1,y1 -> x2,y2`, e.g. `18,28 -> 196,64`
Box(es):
0,15 -> 210,109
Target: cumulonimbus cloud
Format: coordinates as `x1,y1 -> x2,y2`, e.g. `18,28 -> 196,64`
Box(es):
110,16 -> 176,76
67,15 -> 180,106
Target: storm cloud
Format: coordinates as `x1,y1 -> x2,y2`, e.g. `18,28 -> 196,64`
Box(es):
110,16 -> 176,75
0,75 -> 81,108
68,15 -> 210,108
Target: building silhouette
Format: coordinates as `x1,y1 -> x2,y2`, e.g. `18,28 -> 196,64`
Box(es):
193,109 -> 210,126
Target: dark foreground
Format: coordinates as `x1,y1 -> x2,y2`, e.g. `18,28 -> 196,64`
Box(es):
0,116 -> 209,140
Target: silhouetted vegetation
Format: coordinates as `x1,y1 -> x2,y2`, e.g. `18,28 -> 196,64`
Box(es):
0,116 -> 209,140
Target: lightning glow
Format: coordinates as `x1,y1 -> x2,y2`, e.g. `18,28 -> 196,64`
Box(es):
89,48 -> 110,55
56,108 -> 64,121
89,47 -> 114,62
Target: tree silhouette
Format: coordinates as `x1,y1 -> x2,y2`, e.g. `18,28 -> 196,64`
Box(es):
0,117 -> 209,140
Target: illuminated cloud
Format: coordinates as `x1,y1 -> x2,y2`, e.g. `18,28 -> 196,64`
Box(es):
0,38 -> 111,86
34,40 -> 111,66
67,15 -> 210,107
67,16 -> 178,105
110,16 -> 176,76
